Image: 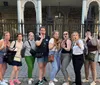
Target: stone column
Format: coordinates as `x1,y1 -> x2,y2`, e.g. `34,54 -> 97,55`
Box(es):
36,0 -> 42,35
99,7 -> 100,32
17,0 -> 22,33
81,0 -> 87,38
21,7 -> 25,34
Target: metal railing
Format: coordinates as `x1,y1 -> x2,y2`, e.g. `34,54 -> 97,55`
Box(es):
0,23 -> 100,40
0,22 -> 100,78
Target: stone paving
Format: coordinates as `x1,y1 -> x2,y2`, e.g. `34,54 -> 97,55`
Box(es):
4,59 -> 100,85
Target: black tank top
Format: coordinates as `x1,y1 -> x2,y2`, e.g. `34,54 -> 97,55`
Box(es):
61,40 -> 71,53
86,38 -> 97,52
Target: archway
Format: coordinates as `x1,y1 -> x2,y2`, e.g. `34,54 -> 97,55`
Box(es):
24,1 -> 36,34
85,1 -> 99,33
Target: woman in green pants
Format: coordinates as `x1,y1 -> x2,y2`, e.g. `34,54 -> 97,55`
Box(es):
23,32 -> 36,84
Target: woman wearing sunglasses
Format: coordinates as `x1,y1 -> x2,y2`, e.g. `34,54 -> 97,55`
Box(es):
61,31 -> 72,85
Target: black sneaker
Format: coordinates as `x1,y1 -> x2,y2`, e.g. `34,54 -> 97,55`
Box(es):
35,80 -> 43,85
42,77 -> 48,82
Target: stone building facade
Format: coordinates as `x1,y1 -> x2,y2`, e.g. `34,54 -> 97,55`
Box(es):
0,0 -> 100,38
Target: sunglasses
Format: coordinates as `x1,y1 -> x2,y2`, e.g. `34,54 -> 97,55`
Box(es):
63,33 -> 68,35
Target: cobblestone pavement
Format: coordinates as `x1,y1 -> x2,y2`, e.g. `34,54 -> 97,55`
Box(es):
4,59 -> 100,85
5,79 -> 100,85
19,80 -> 100,85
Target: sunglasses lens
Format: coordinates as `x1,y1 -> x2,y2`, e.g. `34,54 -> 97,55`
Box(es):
63,33 -> 68,35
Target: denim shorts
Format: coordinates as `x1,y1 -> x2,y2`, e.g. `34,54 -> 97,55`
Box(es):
37,56 -> 48,63
0,55 -> 4,64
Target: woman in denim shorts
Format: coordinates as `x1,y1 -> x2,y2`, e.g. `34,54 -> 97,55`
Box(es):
35,27 -> 50,85
0,31 -> 10,85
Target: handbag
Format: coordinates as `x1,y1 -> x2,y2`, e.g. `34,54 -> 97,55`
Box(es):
28,41 -> 36,56
48,54 -> 54,62
5,41 -> 16,64
28,40 -> 43,58
95,51 -> 100,62
6,50 -> 16,64
21,47 -> 26,58
83,42 -> 88,56
48,51 -> 55,62
98,53 -> 100,62
30,49 -> 36,56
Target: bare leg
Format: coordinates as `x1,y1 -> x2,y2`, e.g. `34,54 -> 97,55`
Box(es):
0,64 -> 3,81
90,61 -> 97,82
43,63 -> 47,77
10,66 -> 17,80
84,61 -> 90,80
2,63 -> 7,77
38,63 -> 44,81
15,67 -> 20,79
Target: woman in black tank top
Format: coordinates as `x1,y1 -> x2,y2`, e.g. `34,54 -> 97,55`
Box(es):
61,31 -> 72,85
61,40 -> 71,53
83,30 -> 97,85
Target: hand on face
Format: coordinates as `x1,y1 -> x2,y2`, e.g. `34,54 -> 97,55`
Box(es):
4,40 -> 10,48
76,41 -> 79,46
40,34 -> 44,39
6,41 -> 10,47
61,40 -> 65,48
86,32 -> 91,38
40,28 -> 46,37
61,44 -> 65,48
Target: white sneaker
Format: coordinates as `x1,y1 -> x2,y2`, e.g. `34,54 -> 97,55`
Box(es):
30,78 -> 34,81
28,79 -> 32,85
3,79 -> 8,83
53,78 -> 58,82
0,81 -> 8,85
62,82 -> 69,85
49,81 -> 55,85
91,81 -> 96,85
82,79 -> 89,82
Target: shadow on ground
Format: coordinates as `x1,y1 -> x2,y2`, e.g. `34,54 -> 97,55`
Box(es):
18,80 -> 100,85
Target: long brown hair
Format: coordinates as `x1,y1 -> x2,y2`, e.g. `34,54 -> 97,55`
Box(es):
52,30 -> 61,50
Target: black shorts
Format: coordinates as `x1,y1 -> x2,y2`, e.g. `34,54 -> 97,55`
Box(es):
10,61 -> 22,66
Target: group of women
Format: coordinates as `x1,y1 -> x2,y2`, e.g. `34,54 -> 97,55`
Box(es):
0,27 -> 100,85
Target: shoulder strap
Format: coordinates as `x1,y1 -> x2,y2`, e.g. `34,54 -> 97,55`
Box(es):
13,41 -> 16,48
27,40 -> 31,47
